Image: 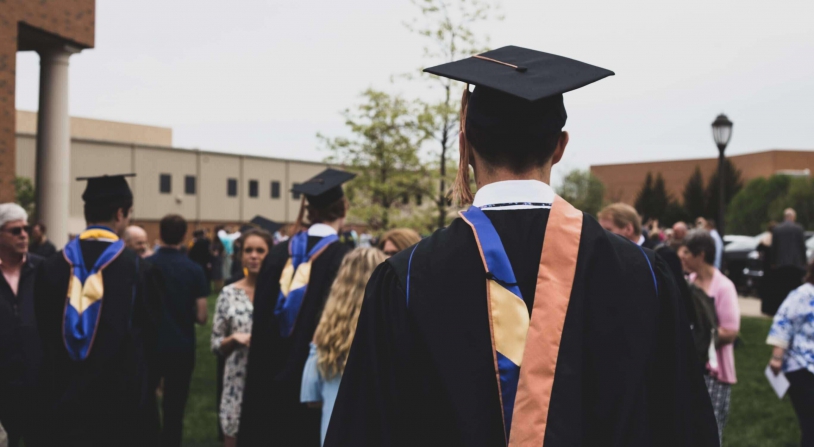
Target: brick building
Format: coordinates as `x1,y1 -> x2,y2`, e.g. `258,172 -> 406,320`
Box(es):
591,149 -> 814,205
1,0 -> 96,246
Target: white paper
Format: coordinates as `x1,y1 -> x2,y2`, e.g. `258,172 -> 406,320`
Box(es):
707,338 -> 718,370
764,365 -> 790,399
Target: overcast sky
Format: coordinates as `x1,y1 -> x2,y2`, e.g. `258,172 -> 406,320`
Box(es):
15,0 -> 814,185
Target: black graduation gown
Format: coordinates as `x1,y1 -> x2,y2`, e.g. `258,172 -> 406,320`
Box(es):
33,241 -> 163,447
238,236 -> 351,447
326,210 -> 719,447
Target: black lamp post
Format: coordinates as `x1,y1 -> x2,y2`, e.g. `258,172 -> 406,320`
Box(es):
712,113 -> 733,238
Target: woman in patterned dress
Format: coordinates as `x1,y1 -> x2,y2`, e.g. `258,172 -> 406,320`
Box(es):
211,229 -> 273,447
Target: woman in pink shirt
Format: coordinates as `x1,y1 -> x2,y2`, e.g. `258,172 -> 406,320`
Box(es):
679,229 -> 741,444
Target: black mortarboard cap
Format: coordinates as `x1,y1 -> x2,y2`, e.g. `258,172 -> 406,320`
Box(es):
291,169 -> 356,208
249,215 -> 283,234
77,174 -> 135,204
424,46 -> 614,148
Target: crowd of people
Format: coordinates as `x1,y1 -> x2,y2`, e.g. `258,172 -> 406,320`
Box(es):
596,202 -> 814,445
0,171 -> 423,447
1,45 -> 813,447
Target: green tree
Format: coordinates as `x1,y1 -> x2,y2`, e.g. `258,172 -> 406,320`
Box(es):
651,173 -> 670,222
14,176 -> 35,217
406,0 -> 501,229
705,158 -> 744,223
556,169 -> 606,216
321,89 -> 430,232
727,175 -> 792,235
682,166 -> 706,221
768,177 -> 814,230
634,172 -> 655,220
635,172 -> 674,223
663,200 -> 691,227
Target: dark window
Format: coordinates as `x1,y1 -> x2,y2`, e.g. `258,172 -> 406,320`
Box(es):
185,175 -> 196,195
160,174 -> 171,194
271,181 -> 281,199
416,194 -> 423,206
402,193 -> 410,205
292,183 -> 302,200
227,178 -> 238,197
249,180 -> 259,198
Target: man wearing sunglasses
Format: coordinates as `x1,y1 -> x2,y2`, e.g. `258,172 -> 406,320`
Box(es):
0,203 -> 44,447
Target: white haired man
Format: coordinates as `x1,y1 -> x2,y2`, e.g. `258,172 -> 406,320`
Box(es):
0,203 -> 44,447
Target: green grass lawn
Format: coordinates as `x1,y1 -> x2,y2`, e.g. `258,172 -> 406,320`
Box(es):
183,293 -> 220,447
179,296 -> 800,446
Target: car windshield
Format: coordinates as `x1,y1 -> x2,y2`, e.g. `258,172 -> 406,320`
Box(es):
724,233 -> 766,252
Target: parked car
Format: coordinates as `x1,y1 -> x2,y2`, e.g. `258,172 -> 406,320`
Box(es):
743,234 -> 814,295
724,234 -> 755,247
723,233 -> 766,294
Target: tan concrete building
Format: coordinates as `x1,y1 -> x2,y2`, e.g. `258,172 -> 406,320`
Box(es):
16,110 -> 329,243
1,0 -> 96,246
591,149 -> 814,205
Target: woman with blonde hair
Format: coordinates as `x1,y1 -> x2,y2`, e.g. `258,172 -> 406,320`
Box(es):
378,228 -> 421,257
300,247 -> 387,445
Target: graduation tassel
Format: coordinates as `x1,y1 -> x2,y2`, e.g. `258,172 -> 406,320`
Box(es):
451,85 -> 475,205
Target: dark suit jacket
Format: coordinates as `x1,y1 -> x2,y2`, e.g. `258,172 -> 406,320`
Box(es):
0,253 -> 44,399
771,220 -> 807,269
642,233 -> 660,250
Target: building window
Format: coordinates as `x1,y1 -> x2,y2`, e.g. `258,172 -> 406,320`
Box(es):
271,181 -> 280,199
160,174 -> 171,194
402,193 -> 410,205
416,194 -> 423,206
292,183 -> 302,200
227,178 -> 238,197
249,180 -> 259,198
185,175 -> 196,195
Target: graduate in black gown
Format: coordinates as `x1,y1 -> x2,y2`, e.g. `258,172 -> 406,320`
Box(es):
238,169 -> 354,447
326,47 -> 719,447
33,175 -> 162,447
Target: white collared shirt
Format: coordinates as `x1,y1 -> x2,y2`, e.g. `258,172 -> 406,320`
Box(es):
471,180 -> 556,211
308,223 -> 338,237
637,234 -> 646,246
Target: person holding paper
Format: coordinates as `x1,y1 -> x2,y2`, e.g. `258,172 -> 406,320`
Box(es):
680,229 -> 741,444
767,261 -> 814,447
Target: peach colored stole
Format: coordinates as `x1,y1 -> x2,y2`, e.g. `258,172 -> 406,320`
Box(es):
460,195 -> 583,445
508,195 -> 583,446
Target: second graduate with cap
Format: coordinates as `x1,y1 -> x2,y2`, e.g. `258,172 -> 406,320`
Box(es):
32,174 -> 163,446
326,47 -> 719,446
238,169 -> 355,447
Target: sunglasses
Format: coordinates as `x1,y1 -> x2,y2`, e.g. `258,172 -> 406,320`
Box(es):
1,225 -> 30,236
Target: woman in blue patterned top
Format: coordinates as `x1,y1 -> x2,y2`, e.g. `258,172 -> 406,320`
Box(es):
767,261 -> 814,446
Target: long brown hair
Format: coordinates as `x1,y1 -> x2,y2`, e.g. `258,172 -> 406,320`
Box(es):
452,86 -> 475,205
378,228 -> 421,253
293,196 -> 348,234
313,248 -> 386,379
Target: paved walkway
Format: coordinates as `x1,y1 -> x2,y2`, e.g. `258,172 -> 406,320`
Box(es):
739,296 -> 769,318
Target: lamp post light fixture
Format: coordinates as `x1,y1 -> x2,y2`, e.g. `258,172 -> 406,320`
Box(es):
712,113 -> 734,238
